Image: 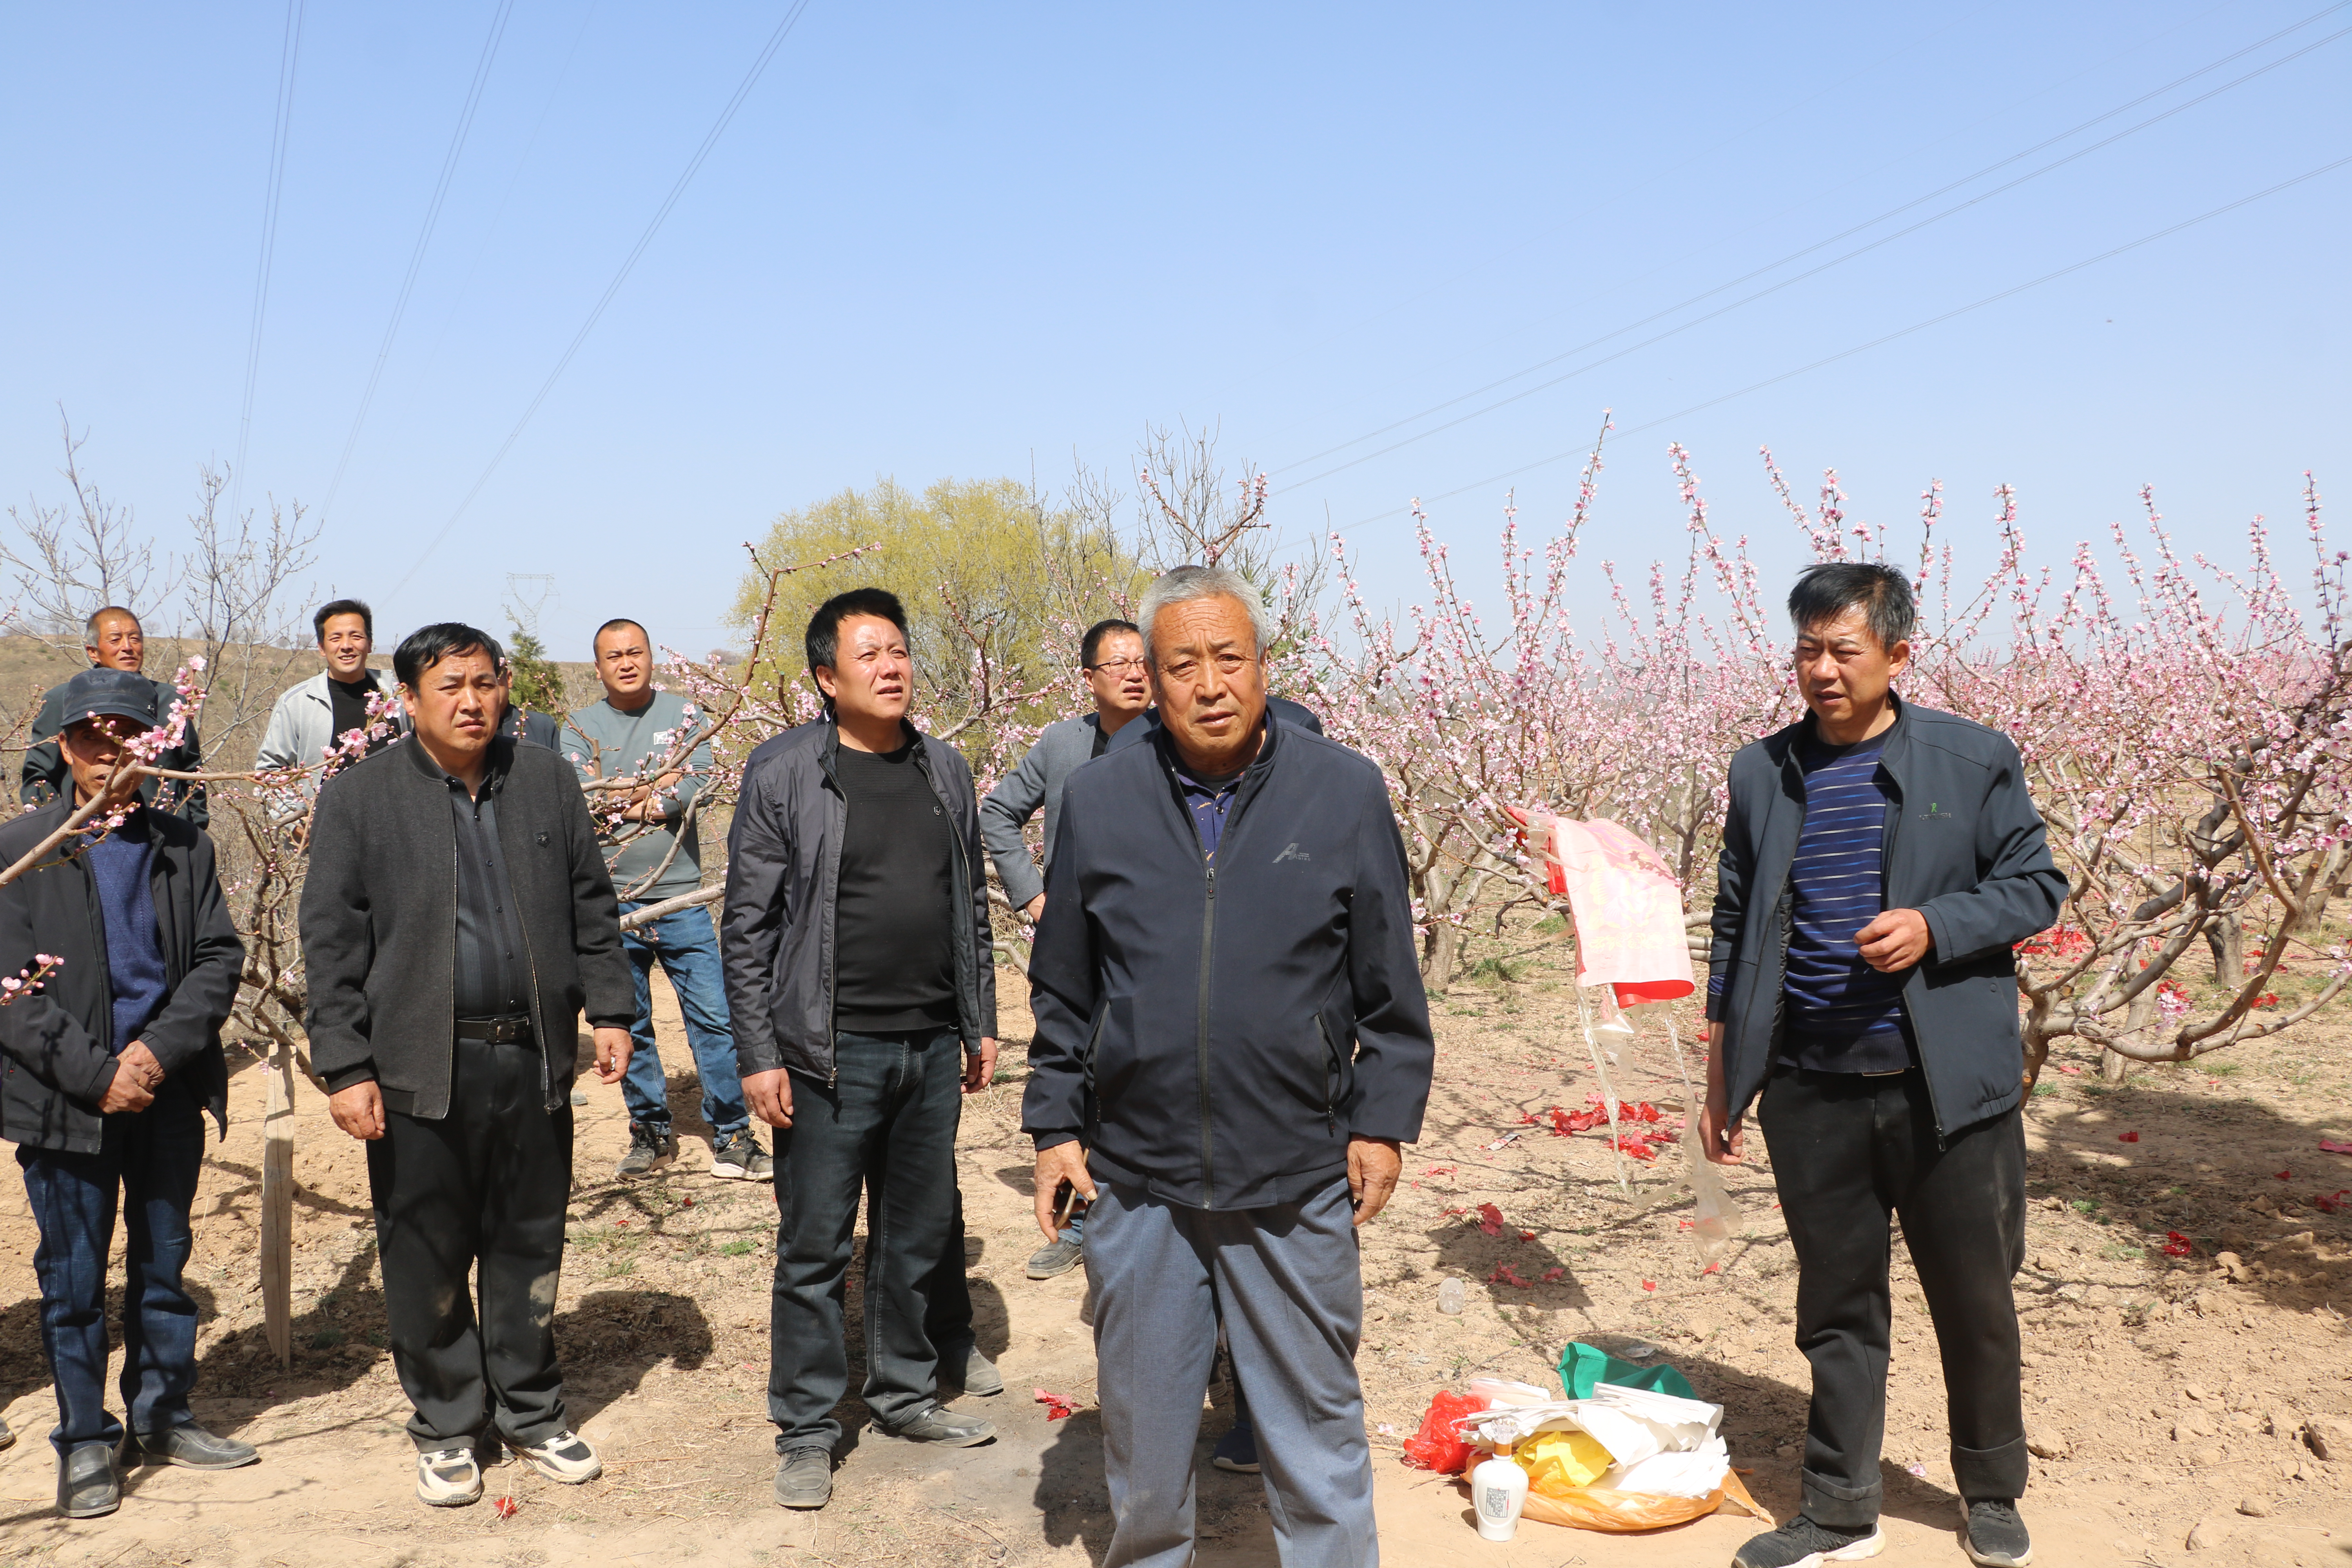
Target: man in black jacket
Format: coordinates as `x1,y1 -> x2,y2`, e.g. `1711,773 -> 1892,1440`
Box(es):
1700,563 -> 2067,1568
724,588 -> 1002,1512
0,668 -> 250,1517
22,607 -> 206,827
1024,565 -> 1434,1568
301,624 -> 635,1510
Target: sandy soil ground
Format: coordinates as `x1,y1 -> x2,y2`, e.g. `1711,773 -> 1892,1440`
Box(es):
4,960 -> 2351,1568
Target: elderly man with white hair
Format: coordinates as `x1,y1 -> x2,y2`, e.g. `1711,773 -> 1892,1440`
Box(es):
1023,564 -> 1434,1568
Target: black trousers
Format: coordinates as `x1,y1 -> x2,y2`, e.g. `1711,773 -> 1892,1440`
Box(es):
368,1036 -> 573,1452
1757,1066 -> 2028,1527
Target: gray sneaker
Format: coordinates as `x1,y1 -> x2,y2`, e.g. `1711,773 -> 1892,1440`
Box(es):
617,1122 -> 675,1180
1960,1500 -> 2033,1568
710,1129 -> 773,1181
938,1340 -> 1003,1397
1025,1236 -> 1083,1278
774,1446 -> 832,1509
882,1405 -> 995,1446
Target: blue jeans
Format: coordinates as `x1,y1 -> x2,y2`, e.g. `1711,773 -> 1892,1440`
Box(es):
618,902 -> 748,1139
18,1082 -> 206,1457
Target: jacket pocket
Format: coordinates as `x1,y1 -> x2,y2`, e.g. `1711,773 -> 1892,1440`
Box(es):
1317,1014 -> 1351,1131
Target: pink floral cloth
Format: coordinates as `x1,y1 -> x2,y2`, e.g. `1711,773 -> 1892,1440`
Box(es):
1514,810 -> 1694,1007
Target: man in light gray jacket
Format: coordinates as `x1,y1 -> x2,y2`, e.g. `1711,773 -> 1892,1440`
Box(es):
255,600 -> 405,817
978,619 -> 1149,1279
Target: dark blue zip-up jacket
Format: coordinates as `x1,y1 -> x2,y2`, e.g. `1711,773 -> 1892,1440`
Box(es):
1710,694 -> 2068,1137
1022,715 -> 1434,1210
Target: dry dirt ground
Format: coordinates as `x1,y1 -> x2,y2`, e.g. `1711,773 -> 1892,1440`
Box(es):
4,960 -> 2352,1568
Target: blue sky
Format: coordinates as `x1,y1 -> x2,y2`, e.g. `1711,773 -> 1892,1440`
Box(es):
4,2 -> 2345,661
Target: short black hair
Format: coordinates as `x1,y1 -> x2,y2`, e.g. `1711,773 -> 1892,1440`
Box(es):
1788,562 -> 1916,651
1080,618 -> 1142,669
313,598 -> 374,644
593,617 -> 647,655
395,622 -> 506,690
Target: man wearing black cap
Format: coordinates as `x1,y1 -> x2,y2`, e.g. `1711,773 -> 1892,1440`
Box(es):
0,668 -> 251,1517
301,623 -> 635,1509
21,607 -> 207,827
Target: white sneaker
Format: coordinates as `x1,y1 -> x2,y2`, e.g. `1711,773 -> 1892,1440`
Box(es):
515,1430 -> 603,1484
416,1446 -> 483,1507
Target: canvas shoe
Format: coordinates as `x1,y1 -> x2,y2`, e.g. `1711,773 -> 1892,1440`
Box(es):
416,1446 -> 483,1507
616,1123 -> 675,1180
1960,1499 -> 2033,1567
1733,1515 -> 1886,1568
710,1129 -> 773,1181
515,1430 -> 603,1484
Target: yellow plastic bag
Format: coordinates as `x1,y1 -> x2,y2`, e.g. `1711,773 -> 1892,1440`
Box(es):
1506,1469 -> 1775,1535
1516,1428 -> 1613,1493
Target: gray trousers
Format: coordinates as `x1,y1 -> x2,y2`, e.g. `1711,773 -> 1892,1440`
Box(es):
1089,1177 -> 1376,1568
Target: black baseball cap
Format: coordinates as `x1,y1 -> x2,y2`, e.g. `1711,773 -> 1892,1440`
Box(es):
60,668 -> 158,730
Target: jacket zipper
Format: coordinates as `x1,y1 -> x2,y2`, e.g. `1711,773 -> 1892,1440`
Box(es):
1876,740 -> 1949,1145
1318,1013 -> 1341,1133
487,783 -> 554,1108
1196,856 -> 1218,1208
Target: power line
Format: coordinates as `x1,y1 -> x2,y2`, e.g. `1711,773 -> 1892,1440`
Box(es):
387,0 -> 815,601
318,0 -> 517,521
1343,152 -> 2352,532
1271,3 -> 2352,494
229,0 -> 308,519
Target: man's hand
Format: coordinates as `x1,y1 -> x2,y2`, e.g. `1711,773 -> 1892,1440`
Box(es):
1033,1141 -> 1096,1241
1698,1021 -> 1744,1164
592,1026 -> 632,1085
1855,907 -> 1931,972
1022,894 -> 1045,923
744,1067 -> 794,1130
328,1080 -> 386,1141
118,1041 -> 164,1091
963,1038 -> 998,1094
97,1062 -> 154,1115
1347,1137 -> 1402,1227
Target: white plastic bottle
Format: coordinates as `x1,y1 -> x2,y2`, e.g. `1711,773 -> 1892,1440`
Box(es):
1470,1439 -> 1529,1542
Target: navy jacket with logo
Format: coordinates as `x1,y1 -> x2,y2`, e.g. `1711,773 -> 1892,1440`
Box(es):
1710,694 -> 2068,1137
1022,715 -> 1434,1210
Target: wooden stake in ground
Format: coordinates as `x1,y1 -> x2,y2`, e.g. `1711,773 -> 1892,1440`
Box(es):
262,1037 -> 296,1369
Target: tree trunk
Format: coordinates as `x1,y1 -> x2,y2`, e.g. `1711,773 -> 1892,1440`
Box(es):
2206,912 -> 2243,984
2104,986 -> 2156,1083
261,1038 -> 297,1370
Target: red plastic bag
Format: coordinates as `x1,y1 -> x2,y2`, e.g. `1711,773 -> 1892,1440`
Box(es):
1401,1391 -> 1485,1474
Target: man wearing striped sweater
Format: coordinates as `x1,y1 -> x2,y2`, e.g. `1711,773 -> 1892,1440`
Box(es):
1701,563 -> 2067,1568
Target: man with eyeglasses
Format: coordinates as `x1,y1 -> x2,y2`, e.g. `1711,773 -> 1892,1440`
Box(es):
981,619 -> 1149,1288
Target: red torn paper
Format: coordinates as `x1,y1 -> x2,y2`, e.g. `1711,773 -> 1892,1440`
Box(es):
1476,1203 -> 1505,1236
492,1496 -> 519,1520
2314,1191 -> 2350,1215
1641,1279 -> 1657,1292
2276,1169 -> 2294,1181
1034,1388 -> 1077,1420
1487,1263 -> 1534,1288
2320,1139 -> 2352,1157
2118,1131 -> 2140,1143
1543,1267 -> 1566,1283
2162,1232 -> 2194,1257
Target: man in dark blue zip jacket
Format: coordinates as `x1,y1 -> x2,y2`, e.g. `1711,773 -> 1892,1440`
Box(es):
1700,563 -> 2066,1568
1024,565 -> 1434,1568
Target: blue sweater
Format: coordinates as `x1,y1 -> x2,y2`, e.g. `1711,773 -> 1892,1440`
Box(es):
81,809 -> 169,1054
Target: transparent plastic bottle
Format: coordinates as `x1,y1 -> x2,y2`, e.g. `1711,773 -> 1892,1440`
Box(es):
1438,1277 -> 1466,1314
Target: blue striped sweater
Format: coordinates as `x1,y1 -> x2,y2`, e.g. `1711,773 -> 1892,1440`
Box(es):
1708,731 -> 1913,1073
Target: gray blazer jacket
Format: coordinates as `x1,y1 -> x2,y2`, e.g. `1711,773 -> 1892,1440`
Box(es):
979,715 -> 1105,908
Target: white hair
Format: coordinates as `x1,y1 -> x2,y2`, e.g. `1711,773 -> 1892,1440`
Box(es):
1136,565 -> 1273,662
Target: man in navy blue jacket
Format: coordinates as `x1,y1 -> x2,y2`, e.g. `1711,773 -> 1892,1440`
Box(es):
1700,563 -> 2066,1568
1024,564 -> 1433,1568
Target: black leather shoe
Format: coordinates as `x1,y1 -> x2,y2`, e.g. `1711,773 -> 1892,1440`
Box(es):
133,1423 -> 259,1470
58,1445 -> 119,1518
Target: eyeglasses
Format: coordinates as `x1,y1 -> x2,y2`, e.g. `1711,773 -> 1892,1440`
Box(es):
1086,657 -> 1149,675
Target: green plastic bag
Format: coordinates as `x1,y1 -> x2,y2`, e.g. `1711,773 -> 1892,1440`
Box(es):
1558,1341 -> 1696,1402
